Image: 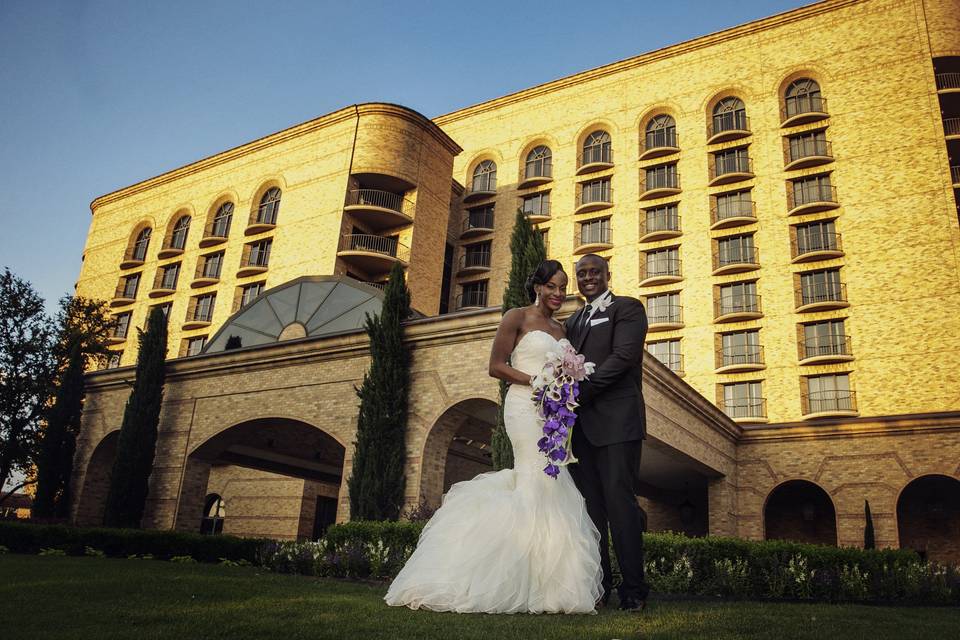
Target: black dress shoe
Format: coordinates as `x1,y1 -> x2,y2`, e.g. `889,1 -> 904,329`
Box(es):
618,596 -> 647,613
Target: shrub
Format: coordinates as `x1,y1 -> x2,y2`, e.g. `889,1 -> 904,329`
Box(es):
83,546 -> 105,558
170,555 -> 196,563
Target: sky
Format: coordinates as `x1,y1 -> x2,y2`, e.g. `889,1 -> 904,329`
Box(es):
0,0 -> 807,314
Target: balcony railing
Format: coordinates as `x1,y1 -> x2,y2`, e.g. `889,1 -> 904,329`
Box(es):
787,184 -> 839,213
519,164 -> 553,186
936,72 -> 960,91
796,282 -> 847,308
640,131 -> 679,159
713,247 -> 759,272
462,210 -> 495,235
640,257 -> 682,283
952,166 -> 960,185
465,177 -> 496,200
647,304 -> 683,326
346,189 -> 407,214
640,211 -> 680,239
709,155 -> 754,183
576,226 -> 612,249
459,251 -> 491,271
717,345 -> 765,369
651,352 -> 684,375
114,278 -> 139,301
339,234 -> 410,262
707,115 -> 751,142
715,294 -> 762,319
792,231 -> 843,259
786,138 -> 833,168
456,289 -> 488,309
781,95 -> 828,124
944,118 -> 960,138
641,169 -> 681,197
802,391 -> 857,415
799,334 -> 853,361
711,199 -> 756,227
577,146 -> 613,170
576,184 -> 613,211
720,397 -> 766,420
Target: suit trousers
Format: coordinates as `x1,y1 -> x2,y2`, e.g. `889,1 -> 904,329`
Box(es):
569,425 -> 649,602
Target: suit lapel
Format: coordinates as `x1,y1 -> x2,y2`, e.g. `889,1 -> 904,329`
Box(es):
575,293 -> 614,352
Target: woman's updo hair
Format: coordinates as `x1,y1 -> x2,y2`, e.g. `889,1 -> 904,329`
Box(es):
525,259 -> 565,302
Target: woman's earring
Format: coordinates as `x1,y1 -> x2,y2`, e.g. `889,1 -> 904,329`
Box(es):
534,289 -> 541,306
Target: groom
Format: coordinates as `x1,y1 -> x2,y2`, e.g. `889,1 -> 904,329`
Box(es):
565,254 -> 649,612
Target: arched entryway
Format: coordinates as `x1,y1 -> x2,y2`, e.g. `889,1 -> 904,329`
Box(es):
764,479 -> 837,546
897,474 -> 960,565
74,431 -> 120,527
418,398 -> 497,509
175,418 -> 346,540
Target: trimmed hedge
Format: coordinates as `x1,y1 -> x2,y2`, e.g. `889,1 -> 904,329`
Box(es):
0,520 -> 264,563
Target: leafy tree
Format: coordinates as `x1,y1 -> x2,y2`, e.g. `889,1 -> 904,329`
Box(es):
33,296 -> 114,518
491,210 -> 547,470
864,499 -> 876,550
0,268 -> 55,506
348,263 -> 411,521
102,306 -> 168,527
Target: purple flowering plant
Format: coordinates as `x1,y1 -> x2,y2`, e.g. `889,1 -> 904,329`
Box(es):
531,339 -> 595,478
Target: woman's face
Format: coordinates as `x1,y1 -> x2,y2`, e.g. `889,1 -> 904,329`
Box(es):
538,270 -> 568,311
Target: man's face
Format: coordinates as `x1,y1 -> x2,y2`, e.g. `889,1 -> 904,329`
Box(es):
575,256 -> 608,301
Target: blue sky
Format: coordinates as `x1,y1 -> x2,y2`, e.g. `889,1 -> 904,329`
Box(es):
0,0 -> 806,312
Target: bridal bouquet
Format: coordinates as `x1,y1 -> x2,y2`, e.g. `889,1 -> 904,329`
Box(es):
531,339 -> 595,478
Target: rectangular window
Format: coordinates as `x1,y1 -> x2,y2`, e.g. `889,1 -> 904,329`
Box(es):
799,269 -> 843,305
149,303 -> 172,327
112,312 -> 131,339
240,282 -> 265,308
795,220 -> 837,254
805,374 -> 853,413
185,336 -> 207,357
460,280 -> 488,308
720,330 -> 761,366
802,319 -> 848,358
791,174 -> 833,206
647,339 -> 682,373
120,273 -> 140,299
645,163 -> 678,190
579,218 -> 611,245
463,241 -> 492,269
580,178 -> 611,205
466,205 -> 494,231
522,192 -> 550,217
714,190 -> 753,221
643,204 -> 679,234
193,293 -> 216,322
248,239 -> 272,267
644,247 -> 680,277
717,234 -> 756,266
202,252 -> 224,279
539,230 -> 549,255
713,147 -> 750,175
788,130 -> 828,161
722,381 -> 764,418
159,263 -> 179,290
718,281 -> 758,315
646,292 -> 681,324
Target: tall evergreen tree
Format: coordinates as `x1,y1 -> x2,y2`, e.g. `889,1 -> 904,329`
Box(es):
491,209 -> 547,470
348,264 -> 411,521
864,499 -> 876,550
33,296 -> 113,518
102,306 -> 168,528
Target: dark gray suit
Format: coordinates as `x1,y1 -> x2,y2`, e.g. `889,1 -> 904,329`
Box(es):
565,293 -> 649,602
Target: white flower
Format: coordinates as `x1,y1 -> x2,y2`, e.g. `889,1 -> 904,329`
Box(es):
593,292 -> 615,314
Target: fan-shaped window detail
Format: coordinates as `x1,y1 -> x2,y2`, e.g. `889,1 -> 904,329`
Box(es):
712,98 -> 748,134
471,160 -> 497,193
201,494 -> 225,535
581,130 -> 612,166
257,188 -> 281,225
785,78 -> 824,118
204,276 -> 385,353
131,228 -> 152,261
644,115 -> 677,150
524,146 -> 552,180
170,216 -> 191,250
211,203 -> 233,238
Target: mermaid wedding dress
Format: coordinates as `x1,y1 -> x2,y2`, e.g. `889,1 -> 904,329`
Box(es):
384,330 -> 603,614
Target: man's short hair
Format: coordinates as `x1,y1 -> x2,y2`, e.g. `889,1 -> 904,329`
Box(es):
575,254 -> 609,274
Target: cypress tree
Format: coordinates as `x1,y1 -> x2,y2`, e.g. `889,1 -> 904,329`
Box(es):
102,306 -> 168,528
491,209 -> 547,470
864,499 -> 876,550
348,263 -> 411,521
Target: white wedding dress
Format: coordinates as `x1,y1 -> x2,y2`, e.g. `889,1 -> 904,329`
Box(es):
384,330 -> 603,614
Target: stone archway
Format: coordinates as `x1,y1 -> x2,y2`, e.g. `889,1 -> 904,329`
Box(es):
897,474 -> 960,565
73,431 -> 120,527
174,418 -> 346,540
418,398 -> 498,509
764,479 -> 837,546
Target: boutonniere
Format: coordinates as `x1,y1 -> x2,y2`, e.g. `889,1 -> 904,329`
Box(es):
594,292 -> 615,314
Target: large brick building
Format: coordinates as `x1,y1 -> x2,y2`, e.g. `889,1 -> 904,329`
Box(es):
70,0 -> 960,564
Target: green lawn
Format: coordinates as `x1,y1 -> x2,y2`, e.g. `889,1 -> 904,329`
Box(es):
1,555 -> 957,640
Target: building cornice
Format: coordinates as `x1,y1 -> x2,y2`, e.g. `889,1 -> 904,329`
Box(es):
432,0 -> 860,126
739,411 -> 960,443
89,103 -> 460,212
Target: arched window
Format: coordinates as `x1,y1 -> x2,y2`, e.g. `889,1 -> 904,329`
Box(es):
170,216 -> 191,250
897,474 -> 960,565
644,115 -> 677,150
257,187 -> 281,225
524,146 -> 552,180
211,203 -> 233,238
201,494 -> 225,535
471,160 -> 497,192
581,130 -> 612,165
131,228 -> 152,261
785,78 -> 823,117
712,97 -> 747,134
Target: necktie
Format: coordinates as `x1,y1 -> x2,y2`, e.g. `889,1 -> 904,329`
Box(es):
579,304 -> 592,331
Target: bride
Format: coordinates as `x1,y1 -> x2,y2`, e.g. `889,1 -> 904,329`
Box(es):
384,260 -> 603,614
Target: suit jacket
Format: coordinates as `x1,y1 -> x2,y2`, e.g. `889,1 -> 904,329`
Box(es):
565,294 -> 648,446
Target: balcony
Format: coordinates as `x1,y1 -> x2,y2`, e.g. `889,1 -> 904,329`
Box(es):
463,180 -> 496,203
639,257 -> 682,287
647,305 -> 684,331
106,326 -> 128,346
791,232 -> 844,263
337,234 -> 410,274
944,118 -> 960,141
795,282 -> 848,312
157,245 -> 185,260
650,352 -> 684,376
518,166 -> 553,189
111,281 -> 138,307
787,184 -> 839,216
781,96 -> 829,127
936,72 -> 960,93
456,290 -> 488,310
461,211 -> 495,238
119,256 -> 145,270
784,138 -> 834,171
711,200 -> 756,230
343,189 -> 413,231
953,166 -> 960,187
720,397 -> 767,423
522,202 -> 551,224
191,266 -> 221,288
640,169 -> 681,200
639,131 -> 680,161
182,315 -> 213,331
149,283 -> 176,298
576,147 -> 614,175
575,184 -> 613,215
709,155 -> 754,186
707,115 -> 751,145
715,345 -> 765,373
457,251 -> 492,276
714,294 -> 762,323
574,227 -> 613,254
245,220 -> 277,236
712,247 -> 760,275
802,390 -> 858,419
798,334 -> 854,365
639,212 -> 681,242
199,232 -> 228,248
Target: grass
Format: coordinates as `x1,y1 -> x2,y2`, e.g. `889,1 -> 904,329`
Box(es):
1,554 -> 958,640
